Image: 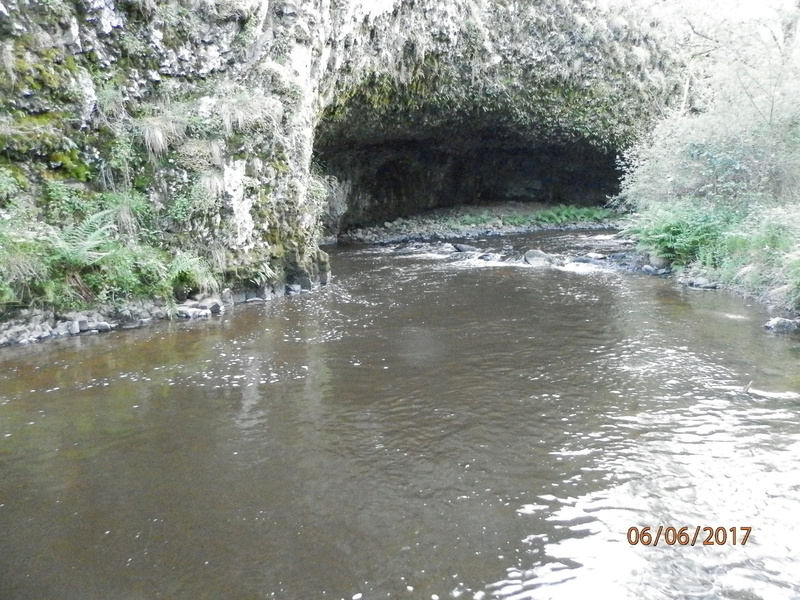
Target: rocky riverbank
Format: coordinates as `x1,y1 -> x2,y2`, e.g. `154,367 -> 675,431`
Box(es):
0,284 -> 314,348
332,201 -> 800,335
2,202 -> 797,349
330,202 -> 624,245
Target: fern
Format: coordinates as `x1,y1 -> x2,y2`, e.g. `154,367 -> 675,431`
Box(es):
250,262 -> 277,287
168,252 -> 219,295
49,210 -> 117,269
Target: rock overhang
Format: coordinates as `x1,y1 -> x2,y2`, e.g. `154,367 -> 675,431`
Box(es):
311,0 -> 681,232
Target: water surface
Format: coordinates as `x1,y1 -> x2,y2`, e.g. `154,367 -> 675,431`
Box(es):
2,231 -> 799,600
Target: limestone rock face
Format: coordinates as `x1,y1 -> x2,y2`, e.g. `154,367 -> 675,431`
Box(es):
0,0 -> 680,287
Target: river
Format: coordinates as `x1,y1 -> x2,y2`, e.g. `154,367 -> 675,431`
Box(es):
1,230 -> 799,600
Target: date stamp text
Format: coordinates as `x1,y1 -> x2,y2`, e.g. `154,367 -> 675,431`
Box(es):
627,526 -> 752,546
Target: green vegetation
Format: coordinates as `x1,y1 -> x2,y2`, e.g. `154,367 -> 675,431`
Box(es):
318,0 -> 679,152
624,202 -> 734,266
0,193 -> 218,315
504,205 -> 617,226
0,168 -> 21,207
617,0 -> 800,309
0,0 -> 302,326
449,205 -> 618,229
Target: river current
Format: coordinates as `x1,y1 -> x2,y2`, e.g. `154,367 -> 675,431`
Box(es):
1,230 -> 799,600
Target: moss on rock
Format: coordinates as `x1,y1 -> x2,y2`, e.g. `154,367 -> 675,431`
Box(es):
0,0 -> 681,323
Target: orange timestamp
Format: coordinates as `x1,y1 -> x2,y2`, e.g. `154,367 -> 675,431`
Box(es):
627,526 -> 752,546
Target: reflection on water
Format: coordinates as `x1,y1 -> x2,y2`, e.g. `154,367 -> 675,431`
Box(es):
1,231 -> 799,600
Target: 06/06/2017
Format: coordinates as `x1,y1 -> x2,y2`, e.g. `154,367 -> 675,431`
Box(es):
627,526 -> 752,546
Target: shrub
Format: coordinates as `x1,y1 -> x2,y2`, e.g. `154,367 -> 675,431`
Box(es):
708,207 -> 800,304
615,2 -> 800,308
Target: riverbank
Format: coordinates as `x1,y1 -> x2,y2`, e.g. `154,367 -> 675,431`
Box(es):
0,285 -> 303,349
2,202 -> 798,349
330,202 -> 622,245
333,201 -> 800,332
0,203 -> 620,349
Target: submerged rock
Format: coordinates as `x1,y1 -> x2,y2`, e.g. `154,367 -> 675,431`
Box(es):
688,277 -> 719,289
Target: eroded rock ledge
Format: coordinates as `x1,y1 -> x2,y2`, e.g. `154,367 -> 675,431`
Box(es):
0,0 -> 680,320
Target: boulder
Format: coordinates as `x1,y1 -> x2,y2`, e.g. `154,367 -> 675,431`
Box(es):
648,252 -> 671,269
296,275 -> 313,290
524,249 -> 560,267
176,306 -> 211,319
198,297 -> 224,314
764,317 -> 800,333
221,288 -> 234,307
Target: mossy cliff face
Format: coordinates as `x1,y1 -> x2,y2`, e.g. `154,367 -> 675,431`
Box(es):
1,0 -> 337,291
0,0 -> 680,295
314,0 -> 682,230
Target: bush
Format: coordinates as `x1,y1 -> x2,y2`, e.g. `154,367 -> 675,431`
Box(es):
615,2 -> 800,309
708,208 -> 800,305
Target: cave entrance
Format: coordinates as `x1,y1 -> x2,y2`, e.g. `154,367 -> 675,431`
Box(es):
313,132 -> 620,234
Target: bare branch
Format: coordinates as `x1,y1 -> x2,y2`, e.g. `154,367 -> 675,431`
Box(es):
734,69 -> 769,125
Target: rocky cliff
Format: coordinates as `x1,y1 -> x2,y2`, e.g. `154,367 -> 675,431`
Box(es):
0,0 -> 680,303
